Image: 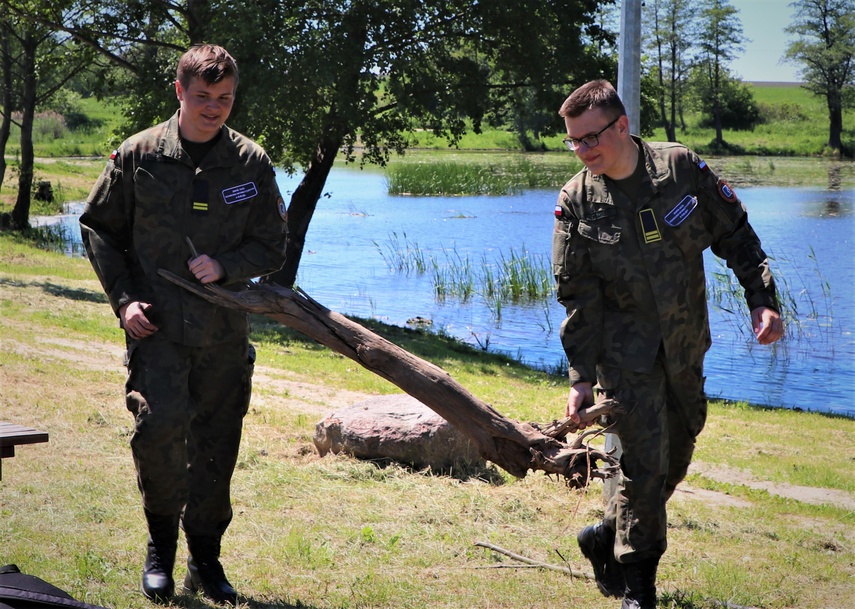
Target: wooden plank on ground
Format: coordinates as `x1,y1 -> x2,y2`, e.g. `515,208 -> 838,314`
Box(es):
0,422 -> 50,480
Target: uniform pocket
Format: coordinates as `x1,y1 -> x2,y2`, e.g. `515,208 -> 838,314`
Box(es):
133,167 -> 176,207
577,220 -> 621,245
551,219 -> 575,277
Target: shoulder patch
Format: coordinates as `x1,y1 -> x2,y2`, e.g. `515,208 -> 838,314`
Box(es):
698,159 -> 710,173
717,179 -> 738,203
277,196 -> 288,222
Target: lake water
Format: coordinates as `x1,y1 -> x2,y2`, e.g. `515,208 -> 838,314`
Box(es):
42,163 -> 855,417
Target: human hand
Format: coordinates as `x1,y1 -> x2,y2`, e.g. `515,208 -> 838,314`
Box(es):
188,254 -> 225,284
751,306 -> 784,345
566,382 -> 595,427
119,301 -> 158,340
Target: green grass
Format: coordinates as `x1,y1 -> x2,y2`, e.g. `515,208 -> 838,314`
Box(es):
2,232 -> 854,609
646,83 -> 855,157
386,155 -> 583,195
3,96 -> 122,159
402,84 -> 855,159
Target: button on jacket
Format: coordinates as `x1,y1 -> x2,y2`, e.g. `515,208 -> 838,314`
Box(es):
552,137 -> 778,385
80,111 -> 288,347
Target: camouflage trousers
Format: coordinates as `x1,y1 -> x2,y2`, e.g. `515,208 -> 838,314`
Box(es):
597,346 -> 707,563
124,333 -> 255,538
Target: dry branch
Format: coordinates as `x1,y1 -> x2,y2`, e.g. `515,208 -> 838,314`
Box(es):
158,271 -> 619,485
473,541 -> 592,579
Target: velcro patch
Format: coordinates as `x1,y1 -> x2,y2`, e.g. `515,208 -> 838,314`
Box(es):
664,195 -> 698,226
638,208 -> 661,244
222,182 -> 258,205
717,179 -> 738,203
277,197 -> 288,222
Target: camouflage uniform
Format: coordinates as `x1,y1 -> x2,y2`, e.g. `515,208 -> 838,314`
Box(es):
80,111 -> 287,537
552,137 -> 778,562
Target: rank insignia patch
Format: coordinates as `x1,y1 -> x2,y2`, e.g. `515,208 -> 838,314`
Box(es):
191,180 -> 209,215
638,207 -> 662,244
717,179 -> 738,203
664,195 -> 698,226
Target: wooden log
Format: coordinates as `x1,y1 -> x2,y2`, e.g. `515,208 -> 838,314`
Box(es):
158,271 -> 619,485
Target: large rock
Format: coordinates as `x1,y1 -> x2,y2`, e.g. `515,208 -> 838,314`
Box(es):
313,394 -> 484,471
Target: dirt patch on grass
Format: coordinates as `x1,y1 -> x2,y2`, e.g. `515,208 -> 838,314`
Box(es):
689,461 -> 855,510
252,365 -> 376,418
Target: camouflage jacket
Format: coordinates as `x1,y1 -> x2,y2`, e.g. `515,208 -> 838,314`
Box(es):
80,111 -> 288,347
552,137 -> 779,384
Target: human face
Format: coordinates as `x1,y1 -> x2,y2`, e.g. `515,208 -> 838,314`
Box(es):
563,108 -> 629,177
176,75 -> 236,143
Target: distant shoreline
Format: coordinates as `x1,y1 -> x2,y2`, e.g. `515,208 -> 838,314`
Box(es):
747,81 -> 803,87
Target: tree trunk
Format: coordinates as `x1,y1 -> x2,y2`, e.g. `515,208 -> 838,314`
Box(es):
828,96 -> 843,153
158,271 -> 620,486
266,132 -> 342,287
11,31 -> 36,231
186,0 -> 210,45
0,20 -> 13,189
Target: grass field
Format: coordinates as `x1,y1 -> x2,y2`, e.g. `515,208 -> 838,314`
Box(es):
1,229 -> 854,609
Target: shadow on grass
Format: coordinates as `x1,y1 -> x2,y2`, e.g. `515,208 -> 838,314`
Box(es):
0,277 -> 107,304
41,281 -> 109,304
714,397 -> 855,422
358,456 -> 507,485
174,592 -> 330,609
248,311 -> 566,384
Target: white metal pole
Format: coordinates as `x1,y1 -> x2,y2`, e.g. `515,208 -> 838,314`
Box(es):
617,0 -> 643,135
605,0 -> 643,502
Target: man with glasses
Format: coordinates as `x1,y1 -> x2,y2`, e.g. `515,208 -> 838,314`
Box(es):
551,80 -> 783,609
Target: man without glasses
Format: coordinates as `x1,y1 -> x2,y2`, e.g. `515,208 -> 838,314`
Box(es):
80,44 -> 288,605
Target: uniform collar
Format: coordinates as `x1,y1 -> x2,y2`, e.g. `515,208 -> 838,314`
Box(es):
159,110 -> 239,169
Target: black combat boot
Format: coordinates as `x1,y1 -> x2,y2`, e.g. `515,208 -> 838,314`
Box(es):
141,510 -> 180,604
183,535 -> 237,606
621,557 -> 659,609
577,522 -> 625,597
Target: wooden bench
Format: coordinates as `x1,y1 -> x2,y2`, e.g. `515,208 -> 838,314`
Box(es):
0,422 -> 49,480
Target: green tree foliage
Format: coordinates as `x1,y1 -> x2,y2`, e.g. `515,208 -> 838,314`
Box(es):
12,0 -> 618,283
52,1 -> 614,285
244,0 -> 617,285
0,0 -> 95,229
694,71 -> 760,131
693,0 -> 744,148
644,0 -> 695,141
785,0 -> 855,154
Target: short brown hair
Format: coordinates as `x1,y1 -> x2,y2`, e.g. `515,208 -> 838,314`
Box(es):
177,44 -> 239,89
558,79 -> 626,119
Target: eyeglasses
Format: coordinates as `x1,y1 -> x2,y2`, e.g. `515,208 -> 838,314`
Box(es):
562,116 -> 620,151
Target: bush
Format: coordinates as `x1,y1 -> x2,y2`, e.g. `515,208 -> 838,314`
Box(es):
756,101 -> 809,123
697,80 -> 761,131
33,111 -> 69,140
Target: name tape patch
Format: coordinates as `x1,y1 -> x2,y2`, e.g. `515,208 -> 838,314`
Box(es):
222,182 -> 258,205
664,195 -> 698,227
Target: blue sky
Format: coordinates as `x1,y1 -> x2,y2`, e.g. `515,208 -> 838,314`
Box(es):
728,0 -> 801,82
